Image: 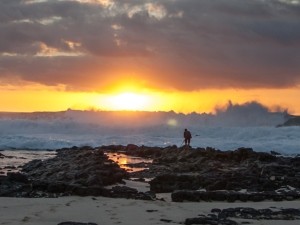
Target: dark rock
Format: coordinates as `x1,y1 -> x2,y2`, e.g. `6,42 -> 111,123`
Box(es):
4,144 -> 300,200
1,147 -> 156,198
185,207 -> 300,225
22,159 -> 43,172
150,174 -> 201,193
271,151 -> 281,156
15,148 -> 129,197
219,207 -> 300,220
211,208 -> 221,213
67,185 -> 106,196
125,144 -> 139,151
185,216 -> 238,225
32,180 -> 49,190
160,218 -> 173,223
58,222 -> 98,225
171,188 -> 300,203
226,192 -> 239,202
47,182 -> 67,193
279,116 -> 300,127
0,175 -> 6,182
238,193 -> 249,202
107,186 -> 155,200
206,180 -> 228,191
247,193 -> 265,202
172,190 -> 201,202
111,186 -> 138,197
0,178 -> 32,197
211,191 -> 228,201
141,145 -> 300,196
7,172 -> 29,183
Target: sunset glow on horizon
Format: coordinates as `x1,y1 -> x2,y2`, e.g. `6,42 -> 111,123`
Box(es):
1,83 -> 300,115
1,0 -> 300,115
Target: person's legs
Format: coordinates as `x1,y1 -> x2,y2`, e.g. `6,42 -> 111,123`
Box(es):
184,139 -> 188,150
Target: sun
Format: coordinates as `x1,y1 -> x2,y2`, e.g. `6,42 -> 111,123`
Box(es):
102,92 -> 152,111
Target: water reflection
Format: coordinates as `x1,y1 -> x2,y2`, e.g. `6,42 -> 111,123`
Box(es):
0,150 -> 56,175
0,150 -> 152,175
106,152 -> 152,172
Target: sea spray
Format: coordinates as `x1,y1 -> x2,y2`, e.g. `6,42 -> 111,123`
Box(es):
0,103 -> 298,154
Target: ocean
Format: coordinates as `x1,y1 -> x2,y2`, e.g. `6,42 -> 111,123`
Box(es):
0,106 -> 299,155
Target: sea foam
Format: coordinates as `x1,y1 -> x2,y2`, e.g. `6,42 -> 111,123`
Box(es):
0,102 -> 299,155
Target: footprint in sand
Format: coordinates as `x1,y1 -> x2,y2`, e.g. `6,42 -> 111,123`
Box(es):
110,216 -> 121,224
33,210 -> 43,217
146,209 -> 158,213
21,216 -> 31,222
121,202 -> 136,207
50,205 -> 58,213
65,200 -> 76,207
106,209 -> 121,224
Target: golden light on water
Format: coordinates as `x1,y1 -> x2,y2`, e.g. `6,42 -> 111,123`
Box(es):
106,152 -> 153,172
115,157 -> 128,166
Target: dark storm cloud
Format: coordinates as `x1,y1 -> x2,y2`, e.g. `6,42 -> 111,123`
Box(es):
0,0 -> 300,91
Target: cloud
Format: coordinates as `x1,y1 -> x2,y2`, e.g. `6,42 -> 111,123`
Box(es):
0,0 -> 300,91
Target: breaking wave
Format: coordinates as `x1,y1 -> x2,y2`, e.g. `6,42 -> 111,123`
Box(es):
0,102 -> 299,154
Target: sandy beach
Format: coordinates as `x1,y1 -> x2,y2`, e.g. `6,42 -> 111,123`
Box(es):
0,196 -> 299,225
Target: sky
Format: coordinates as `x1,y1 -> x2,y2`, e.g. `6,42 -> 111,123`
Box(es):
0,0 -> 300,114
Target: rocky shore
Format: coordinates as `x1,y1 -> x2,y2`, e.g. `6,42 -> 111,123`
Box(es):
102,145 -> 300,202
1,145 -> 300,202
1,145 -> 300,224
0,146 -> 154,200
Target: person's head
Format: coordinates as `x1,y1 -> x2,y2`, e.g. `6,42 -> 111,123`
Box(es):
184,128 -> 187,131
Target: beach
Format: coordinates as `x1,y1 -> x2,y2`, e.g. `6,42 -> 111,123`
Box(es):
2,146 -> 300,225
1,196 -> 300,225
2,0 -> 300,224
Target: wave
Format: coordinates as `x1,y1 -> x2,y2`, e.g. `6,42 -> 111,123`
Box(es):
0,102 -> 299,154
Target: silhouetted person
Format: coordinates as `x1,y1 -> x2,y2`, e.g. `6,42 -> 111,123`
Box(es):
183,128 -> 192,147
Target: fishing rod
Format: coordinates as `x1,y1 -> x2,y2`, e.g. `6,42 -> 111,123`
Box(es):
180,140 -> 185,147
